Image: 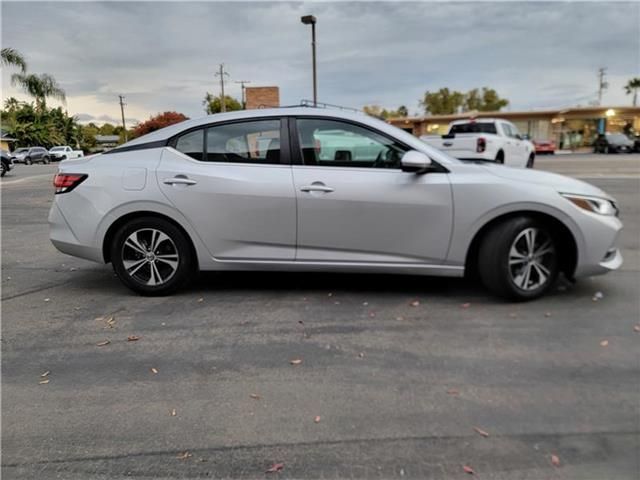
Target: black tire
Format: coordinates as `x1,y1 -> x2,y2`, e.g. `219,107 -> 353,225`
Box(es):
1,162 -> 6,177
495,151 -> 505,164
526,153 -> 535,168
25,157 -> 32,165
110,217 -> 196,296
43,156 -> 50,164
478,217 -> 559,301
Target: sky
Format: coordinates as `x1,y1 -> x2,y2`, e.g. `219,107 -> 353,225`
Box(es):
2,1 -> 639,125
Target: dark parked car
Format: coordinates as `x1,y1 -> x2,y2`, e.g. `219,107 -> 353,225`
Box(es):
593,133 -> 634,154
11,146 -> 51,165
1,149 -> 13,177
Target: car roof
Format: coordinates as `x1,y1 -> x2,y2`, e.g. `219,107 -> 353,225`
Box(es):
122,107 -> 374,147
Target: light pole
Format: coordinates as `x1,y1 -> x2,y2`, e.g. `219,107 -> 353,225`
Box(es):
301,14 -> 317,106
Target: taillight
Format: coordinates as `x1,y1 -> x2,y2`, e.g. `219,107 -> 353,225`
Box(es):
53,173 -> 87,194
476,137 -> 486,153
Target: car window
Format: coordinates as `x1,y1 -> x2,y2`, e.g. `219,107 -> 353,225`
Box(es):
449,123 -> 497,135
509,124 -> 521,138
206,120 -> 281,164
501,123 -> 513,137
175,129 -> 204,161
296,118 -> 408,168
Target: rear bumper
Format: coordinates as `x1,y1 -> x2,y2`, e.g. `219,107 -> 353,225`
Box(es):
49,202 -> 103,263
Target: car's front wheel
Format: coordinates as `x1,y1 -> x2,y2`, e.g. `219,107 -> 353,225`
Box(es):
111,217 -> 195,296
25,157 -> 32,165
526,153 -> 535,168
43,156 -> 50,164
478,217 -> 558,300
1,162 -> 6,177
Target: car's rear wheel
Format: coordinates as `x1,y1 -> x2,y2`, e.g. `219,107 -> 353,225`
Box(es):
478,217 -> 558,301
43,156 -> 50,164
111,217 -> 195,296
495,151 -> 504,164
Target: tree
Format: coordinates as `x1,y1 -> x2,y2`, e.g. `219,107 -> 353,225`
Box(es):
420,88 -> 465,115
98,123 -> 116,136
624,78 -> 640,106
132,111 -> 188,137
363,105 -> 409,119
1,48 -> 27,72
203,93 -> 242,114
11,72 -> 66,110
465,87 -> 509,112
396,105 -> 409,117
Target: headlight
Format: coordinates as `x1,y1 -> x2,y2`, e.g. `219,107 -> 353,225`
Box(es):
561,193 -> 618,216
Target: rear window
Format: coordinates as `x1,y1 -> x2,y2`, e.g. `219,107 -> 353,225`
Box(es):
449,123 -> 497,135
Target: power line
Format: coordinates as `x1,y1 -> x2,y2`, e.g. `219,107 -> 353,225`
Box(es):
215,64 -> 230,112
118,95 -> 128,142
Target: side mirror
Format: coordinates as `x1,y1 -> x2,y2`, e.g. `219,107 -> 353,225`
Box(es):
401,150 -> 432,173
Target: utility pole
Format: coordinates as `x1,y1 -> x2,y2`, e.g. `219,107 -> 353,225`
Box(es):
235,80 -> 251,109
597,67 -> 608,106
118,95 -> 128,142
301,15 -> 318,106
215,64 -> 230,112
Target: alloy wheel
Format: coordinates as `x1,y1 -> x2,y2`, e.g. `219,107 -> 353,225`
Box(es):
508,227 -> 555,291
121,228 -> 179,286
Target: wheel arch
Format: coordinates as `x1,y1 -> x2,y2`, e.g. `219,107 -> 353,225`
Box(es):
464,210 -> 578,280
102,210 -> 199,269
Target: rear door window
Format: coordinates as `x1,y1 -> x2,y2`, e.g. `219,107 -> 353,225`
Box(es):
449,123 -> 497,135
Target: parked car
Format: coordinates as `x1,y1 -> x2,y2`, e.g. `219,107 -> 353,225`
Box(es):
49,146 -> 84,161
532,139 -> 556,155
49,108 -> 622,300
11,146 -> 51,164
593,133 -> 634,153
1,149 -> 13,177
421,119 -> 535,168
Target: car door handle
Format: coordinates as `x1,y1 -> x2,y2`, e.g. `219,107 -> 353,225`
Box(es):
300,184 -> 334,193
163,177 -> 197,186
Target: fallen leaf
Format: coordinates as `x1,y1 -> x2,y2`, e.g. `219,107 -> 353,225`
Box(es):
592,291 -> 604,301
363,302 -> 369,306
358,352 -> 365,358
327,293 -> 333,297
473,427 -> 489,437
461,303 -> 471,308
410,300 -> 420,307
600,340 -> 609,347
463,465 -> 475,474
170,408 -> 177,416
249,393 -> 261,400
44,298 -> 50,302
127,335 -> 140,342
334,301 -> 340,305
41,370 -> 50,378
39,379 -> 50,385
265,463 -> 284,473
96,340 -> 110,347
369,312 -> 376,317
314,416 -> 321,423
447,388 -> 459,395
290,359 -> 302,365
151,368 -> 159,374
395,316 -> 404,321
104,316 -> 116,329
176,451 -> 192,460
544,312 -> 552,317
551,454 -> 560,467
633,325 -> 640,333
197,297 -> 204,303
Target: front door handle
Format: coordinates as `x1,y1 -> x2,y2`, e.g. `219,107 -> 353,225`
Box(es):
163,176 -> 197,186
300,184 -> 334,193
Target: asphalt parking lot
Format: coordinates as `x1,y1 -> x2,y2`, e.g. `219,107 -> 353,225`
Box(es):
2,154 -> 639,479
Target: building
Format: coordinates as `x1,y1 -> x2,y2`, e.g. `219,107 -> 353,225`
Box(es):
1,129 -> 16,151
245,86 -> 280,110
94,135 -> 120,152
388,106 -> 640,150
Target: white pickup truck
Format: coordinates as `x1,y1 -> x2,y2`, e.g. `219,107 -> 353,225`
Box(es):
421,118 -> 535,168
49,146 -> 84,161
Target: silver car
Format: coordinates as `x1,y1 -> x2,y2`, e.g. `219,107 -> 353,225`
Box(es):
49,108 -> 623,300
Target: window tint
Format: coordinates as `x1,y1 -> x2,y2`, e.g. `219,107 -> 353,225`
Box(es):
449,123 -> 497,135
175,129 -> 204,161
502,123 -> 517,138
296,118 -> 408,168
206,120 -> 281,164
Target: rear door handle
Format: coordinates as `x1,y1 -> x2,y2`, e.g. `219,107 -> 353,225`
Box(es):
300,184 -> 334,193
163,176 -> 197,186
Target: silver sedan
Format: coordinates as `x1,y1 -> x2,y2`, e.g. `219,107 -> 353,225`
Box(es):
49,108 -> 622,300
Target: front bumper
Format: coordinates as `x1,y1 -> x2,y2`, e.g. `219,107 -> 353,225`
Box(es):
574,214 -> 623,277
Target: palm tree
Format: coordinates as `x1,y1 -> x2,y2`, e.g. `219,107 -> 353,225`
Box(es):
11,72 -> 66,110
624,78 -> 640,106
1,48 -> 27,72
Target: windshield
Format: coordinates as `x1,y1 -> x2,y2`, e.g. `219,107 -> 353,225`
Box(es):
450,122 -> 497,135
607,134 -> 629,142
51,147 -> 65,151
13,148 -> 28,154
